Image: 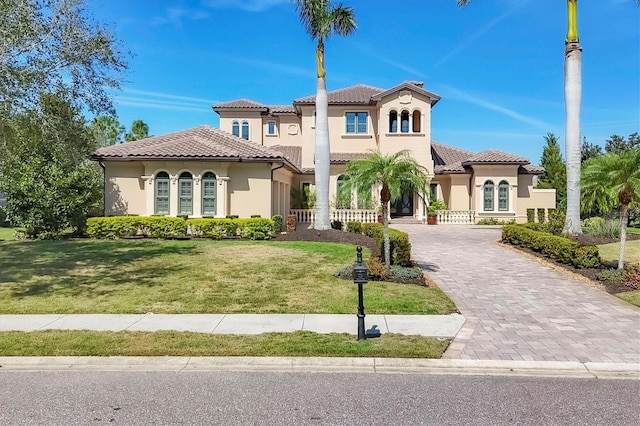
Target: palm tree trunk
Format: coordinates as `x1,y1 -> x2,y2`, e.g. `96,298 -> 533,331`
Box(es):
314,41 -> 330,230
382,200 -> 391,268
618,204 -> 629,270
563,0 -> 582,235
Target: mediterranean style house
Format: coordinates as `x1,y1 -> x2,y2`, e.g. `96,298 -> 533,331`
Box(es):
93,81 -> 555,224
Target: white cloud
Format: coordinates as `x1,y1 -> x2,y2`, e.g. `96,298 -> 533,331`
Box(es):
222,55 -> 311,77
151,7 -> 210,26
113,88 -> 219,113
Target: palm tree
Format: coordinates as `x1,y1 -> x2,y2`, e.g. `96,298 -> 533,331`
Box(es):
292,0 -> 357,230
581,149 -> 640,270
344,150 -> 429,267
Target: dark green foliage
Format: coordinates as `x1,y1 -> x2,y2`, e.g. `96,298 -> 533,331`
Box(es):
537,133 -> 566,210
138,217 -> 187,238
346,221 -> 362,233
0,207 -> 6,225
605,133 -> 639,154
537,208 -> 546,224
526,209 -> 535,223
476,218 -> 516,225
272,215 -> 283,233
389,265 -> 425,283
581,137 -> 603,163
234,218 -> 274,240
225,215 -> 239,219
90,116 -> 125,147
545,209 -> 565,235
502,225 -> 601,269
251,214 -> 262,218
124,120 -> 150,142
330,220 -> 343,230
361,223 -> 412,266
86,216 -> 139,239
187,218 -> 237,239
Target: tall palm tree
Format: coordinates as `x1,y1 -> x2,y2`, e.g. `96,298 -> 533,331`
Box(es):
344,150 -> 429,267
581,149 -> 640,270
292,0 -> 357,230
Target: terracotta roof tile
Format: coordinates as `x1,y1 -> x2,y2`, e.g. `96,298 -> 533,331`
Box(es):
269,105 -> 297,115
271,145 -> 302,169
370,81 -> 441,105
93,125 -> 286,161
212,99 -> 267,110
330,152 -> 371,163
519,164 -> 545,174
462,150 -> 529,165
431,142 -> 474,167
294,84 -> 384,105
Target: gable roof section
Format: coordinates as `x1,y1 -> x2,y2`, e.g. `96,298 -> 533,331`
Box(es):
92,126 -> 298,171
370,81 -> 441,106
431,142 -> 474,174
212,99 -> 268,112
271,145 -> 302,169
431,142 -> 543,175
294,84 -> 385,105
269,105 -> 297,115
462,150 -> 529,166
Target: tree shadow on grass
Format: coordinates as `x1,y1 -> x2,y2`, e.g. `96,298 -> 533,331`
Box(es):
0,239 -> 200,299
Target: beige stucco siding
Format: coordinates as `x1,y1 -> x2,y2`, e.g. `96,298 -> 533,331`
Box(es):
227,163 -> 272,218
104,162 -> 145,215
219,112 -> 264,145
448,174 -> 472,211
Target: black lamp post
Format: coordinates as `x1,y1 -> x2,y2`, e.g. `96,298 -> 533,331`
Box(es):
353,246 -> 368,341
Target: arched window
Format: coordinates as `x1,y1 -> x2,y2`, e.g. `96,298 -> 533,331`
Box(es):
483,180 -> 494,211
389,110 -> 398,133
498,181 -> 509,211
400,110 -> 410,133
154,171 -> 170,215
202,172 -> 217,216
232,121 -> 239,137
336,175 -> 351,209
412,110 -> 421,133
241,121 -> 249,140
178,172 -> 193,216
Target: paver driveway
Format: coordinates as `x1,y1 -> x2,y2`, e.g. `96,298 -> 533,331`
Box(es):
393,224 -> 640,363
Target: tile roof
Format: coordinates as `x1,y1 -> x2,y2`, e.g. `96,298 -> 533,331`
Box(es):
93,126 -> 290,163
330,152 -> 371,163
212,99 -> 267,110
271,145 -> 302,169
294,84 -> 385,105
269,105 -> 297,115
370,81 -> 441,106
519,164 -> 545,174
462,150 -> 529,165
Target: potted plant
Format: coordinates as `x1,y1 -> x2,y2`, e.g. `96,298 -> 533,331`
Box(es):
426,200 -> 447,225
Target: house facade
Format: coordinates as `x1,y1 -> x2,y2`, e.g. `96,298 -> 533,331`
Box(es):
93,81 -> 555,223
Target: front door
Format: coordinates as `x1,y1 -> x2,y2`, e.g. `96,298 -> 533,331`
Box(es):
390,189 -> 413,217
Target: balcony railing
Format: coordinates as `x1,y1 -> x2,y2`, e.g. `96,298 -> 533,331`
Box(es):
289,209 -> 378,224
436,210 -> 475,225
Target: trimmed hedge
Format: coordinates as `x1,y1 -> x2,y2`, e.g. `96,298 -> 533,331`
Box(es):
346,221 -> 362,234
362,222 -> 412,266
502,225 -> 600,269
87,216 -> 273,240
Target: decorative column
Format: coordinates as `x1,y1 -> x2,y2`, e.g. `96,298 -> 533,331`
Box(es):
141,175 -> 155,216
193,175 -> 202,218
217,176 -> 230,218
169,174 -> 178,216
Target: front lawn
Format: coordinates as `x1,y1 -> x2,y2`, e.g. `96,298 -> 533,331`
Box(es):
0,239 -> 455,315
0,227 -> 20,241
597,239 -> 640,267
616,290 -> 640,308
0,330 -> 449,358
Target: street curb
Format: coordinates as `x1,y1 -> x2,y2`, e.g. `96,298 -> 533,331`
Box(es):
1,357 -> 638,379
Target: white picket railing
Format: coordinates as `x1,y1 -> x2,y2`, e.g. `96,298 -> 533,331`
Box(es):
289,209 -> 378,224
436,210 -> 475,225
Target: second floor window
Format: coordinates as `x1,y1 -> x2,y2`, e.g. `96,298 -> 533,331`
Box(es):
241,121 -> 249,140
267,121 -> 276,135
345,112 -> 368,134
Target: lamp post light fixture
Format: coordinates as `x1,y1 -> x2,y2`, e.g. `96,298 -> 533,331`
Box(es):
353,246 -> 368,341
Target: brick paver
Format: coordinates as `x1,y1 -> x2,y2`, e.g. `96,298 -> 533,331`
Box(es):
394,224 -> 640,363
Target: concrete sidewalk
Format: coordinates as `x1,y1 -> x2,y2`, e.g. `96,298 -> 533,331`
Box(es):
0,313 -> 466,338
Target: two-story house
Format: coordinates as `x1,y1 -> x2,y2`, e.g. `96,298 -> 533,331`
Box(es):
93,81 -> 555,223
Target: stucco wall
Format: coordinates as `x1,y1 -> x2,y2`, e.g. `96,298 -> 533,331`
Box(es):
227,162 -> 272,218
471,165 -> 520,219
219,112 -> 264,145
448,174 -> 471,211
104,162 -> 145,215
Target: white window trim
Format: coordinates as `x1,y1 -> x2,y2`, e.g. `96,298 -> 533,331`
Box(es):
266,120 -> 278,136
344,111 -> 369,135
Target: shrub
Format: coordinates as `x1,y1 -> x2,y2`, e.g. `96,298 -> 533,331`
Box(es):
346,221 -> 362,234
235,218 -> 274,240
187,218 -> 237,239
330,220 -> 343,230
365,257 -> 389,280
226,215 -> 239,219
476,218 -> 515,225
502,224 -> 600,269
624,263 -> 640,290
544,209 -> 565,235
361,222 -> 412,266
86,216 -> 140,239
595,269 -> 626,282
138,216 -> 187,238
336,265 -> 353,279
250,214 -> 261,218
582,217 -> 620,239
537,208 -> 546,224
272,215 -> 283,233
389,265 -> 425,284
526,209 -> 535,223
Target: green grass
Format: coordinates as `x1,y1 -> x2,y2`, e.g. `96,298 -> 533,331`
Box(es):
597,239 -> 640,267
616,290 -> 640,308
0,239 -> 456,315
0,330 -> 450,358
0,227 -> 21,241
627,227 -> 640,235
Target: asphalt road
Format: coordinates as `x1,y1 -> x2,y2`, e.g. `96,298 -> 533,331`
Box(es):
1,371 -> 638,425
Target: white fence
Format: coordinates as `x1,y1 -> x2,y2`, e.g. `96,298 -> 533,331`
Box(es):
290,209 -> 378,224
436,210 -> 475,225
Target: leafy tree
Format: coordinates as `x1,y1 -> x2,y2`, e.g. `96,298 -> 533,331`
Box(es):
581,149 -> 640,269
0,0 -> 128,114
292,0 -> 357,230
0,94 -> 102,238
605,133 -> 640,154
581,137 -> 602,163
537,133 -> 567,210
91,116 -> 125,147
125,119 -> 150,142
344,150 -> 429,267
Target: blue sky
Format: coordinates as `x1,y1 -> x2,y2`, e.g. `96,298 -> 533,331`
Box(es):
91,0 -> 639,164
